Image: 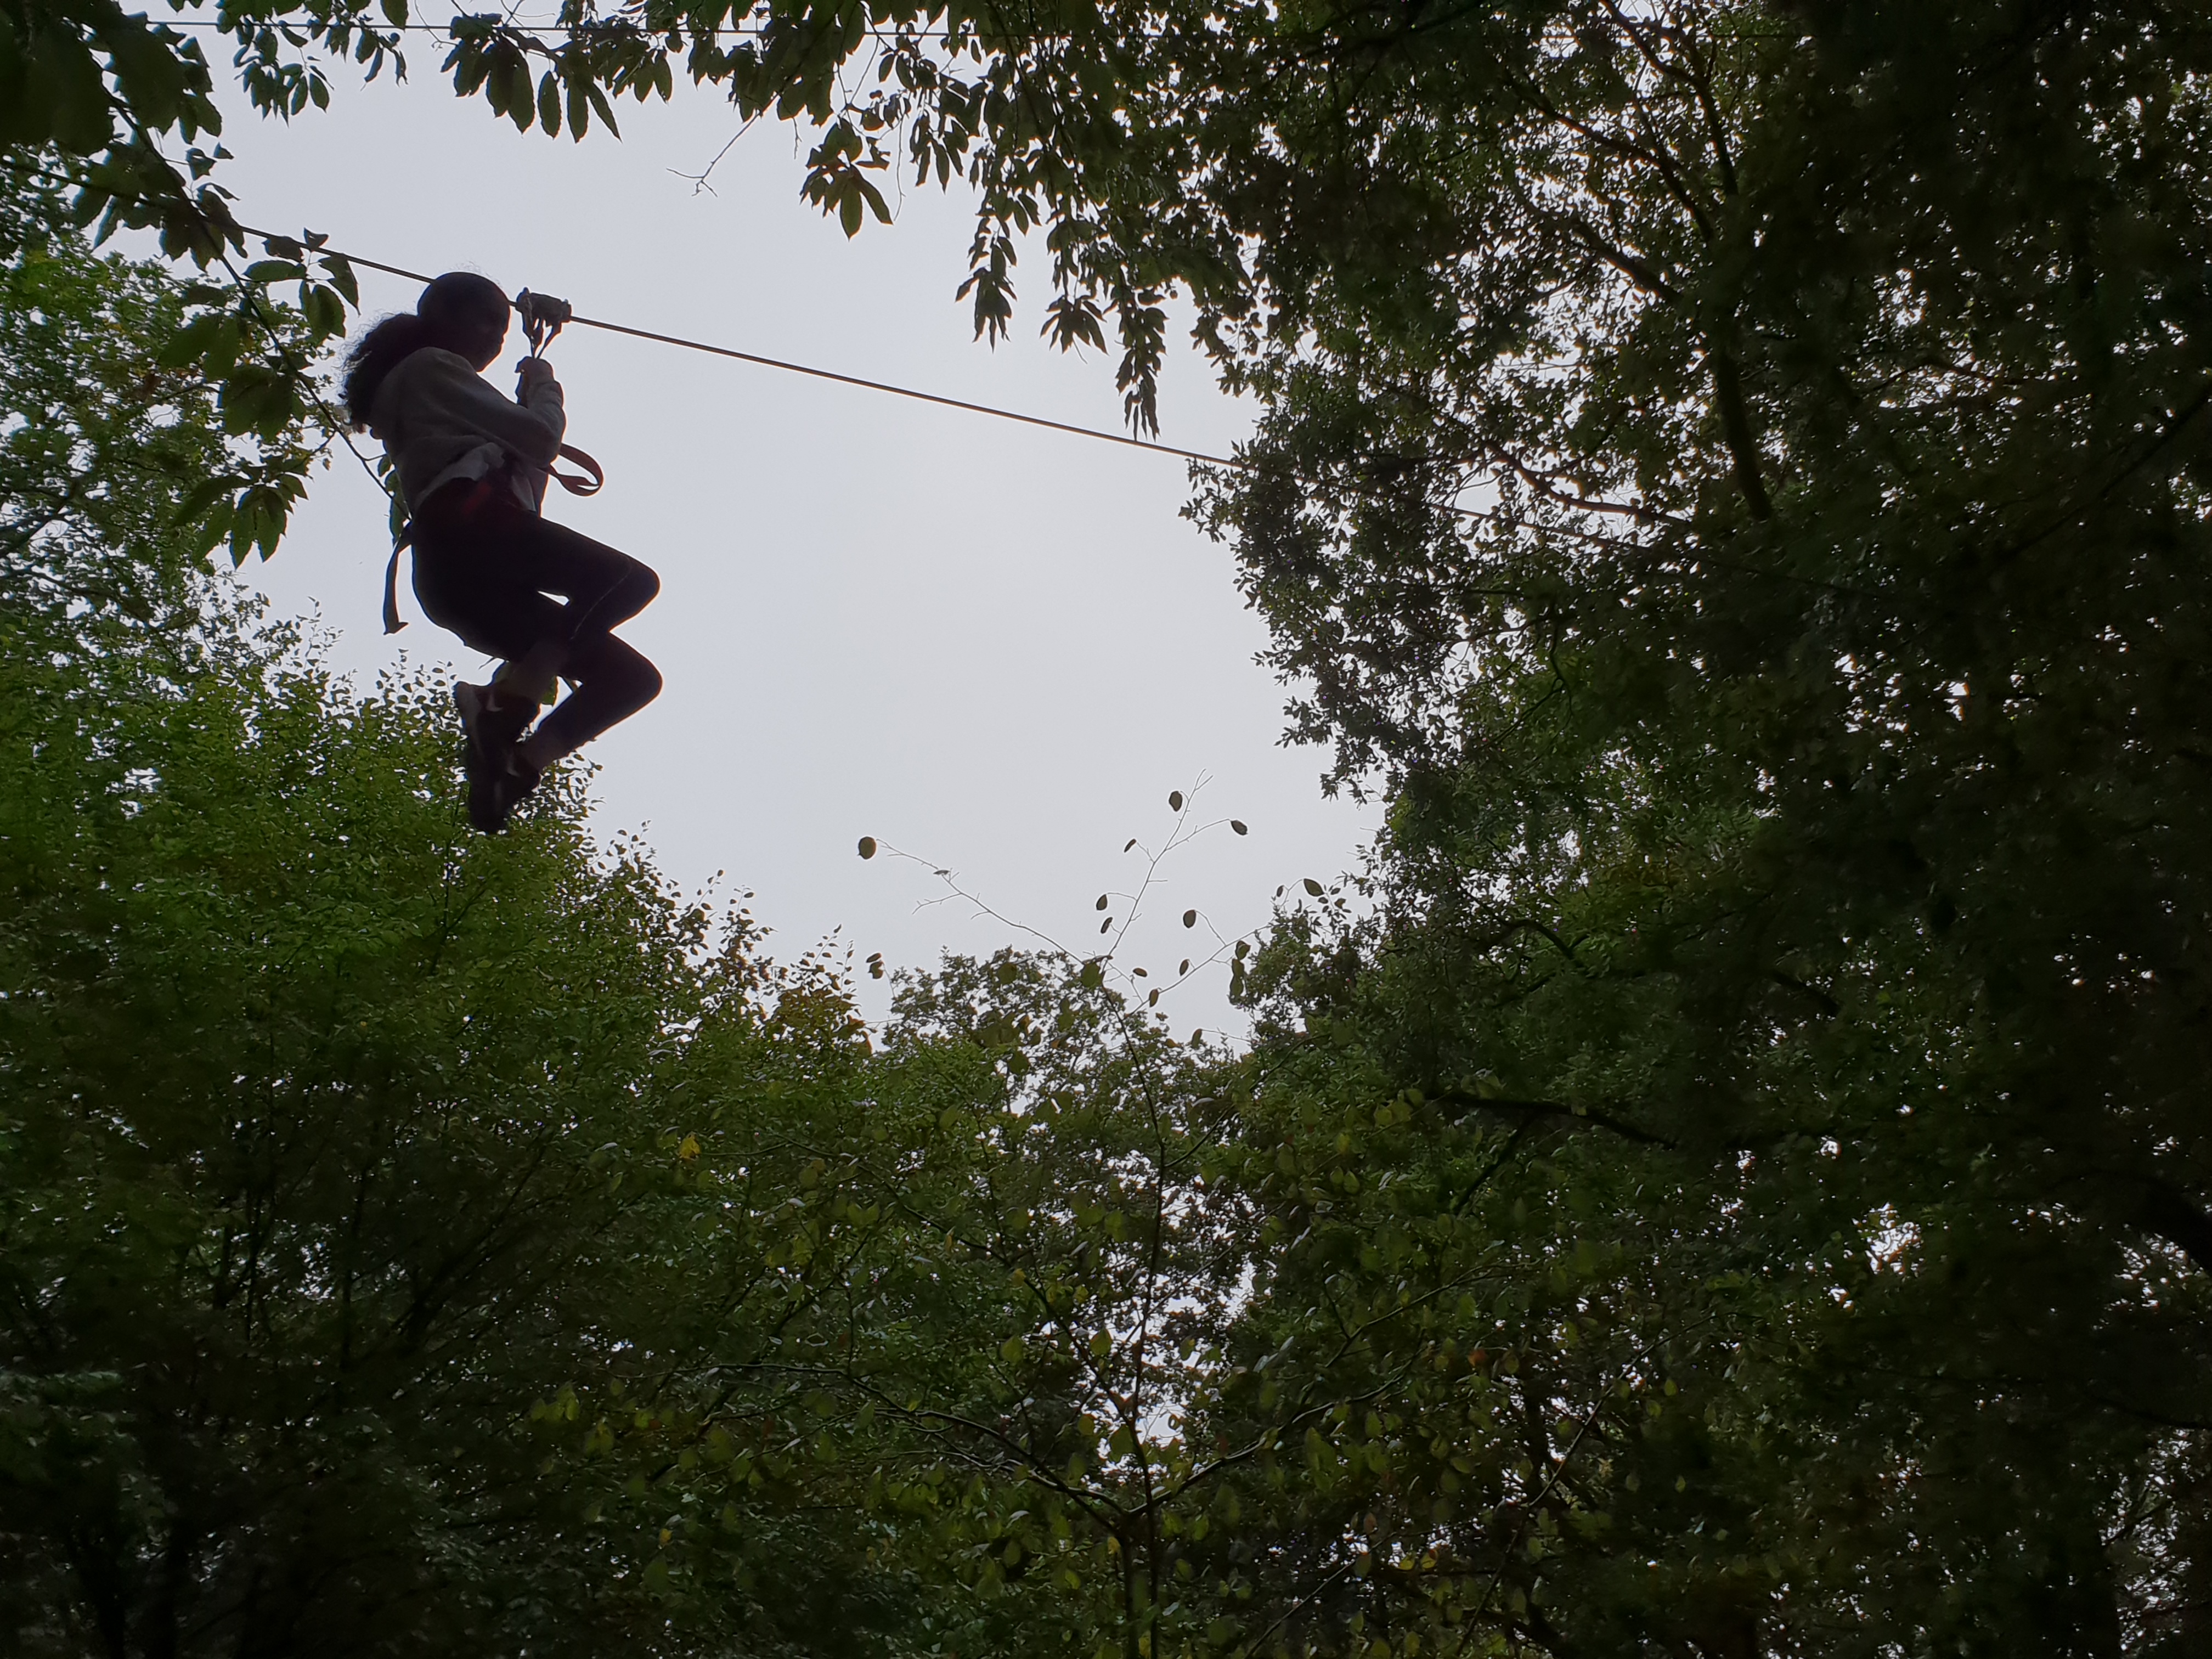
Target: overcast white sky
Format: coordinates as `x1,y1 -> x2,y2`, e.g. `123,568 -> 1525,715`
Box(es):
181,58 -> 1375,1036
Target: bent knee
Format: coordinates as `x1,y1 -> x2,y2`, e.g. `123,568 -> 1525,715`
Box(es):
624,561 -> 662,608
632,658 -> 664,707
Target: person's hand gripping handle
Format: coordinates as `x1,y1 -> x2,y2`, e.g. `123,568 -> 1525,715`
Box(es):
515,353 -> 557,397
510,287 -> 601,494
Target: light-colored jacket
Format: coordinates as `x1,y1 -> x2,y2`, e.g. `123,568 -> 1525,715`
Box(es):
369,347 -> 566,514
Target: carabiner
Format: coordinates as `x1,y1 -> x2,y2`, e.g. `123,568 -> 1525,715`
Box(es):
513,287 -> 573,357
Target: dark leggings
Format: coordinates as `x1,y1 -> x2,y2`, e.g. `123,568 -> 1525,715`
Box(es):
411,482 -> 662,757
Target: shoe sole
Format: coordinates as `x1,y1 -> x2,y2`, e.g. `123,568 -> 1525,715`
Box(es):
454,684 -> 510,833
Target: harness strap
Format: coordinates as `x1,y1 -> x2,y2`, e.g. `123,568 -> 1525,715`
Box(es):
377,454 -> 601,633
383,520 -> 415,634
552,443 -> 604,495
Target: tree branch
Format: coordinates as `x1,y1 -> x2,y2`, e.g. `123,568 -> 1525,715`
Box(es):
1707,345 -> 1773,519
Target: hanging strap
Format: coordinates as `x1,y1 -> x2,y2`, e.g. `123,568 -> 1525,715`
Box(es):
552,443 -> 603,495
383,518 -> 415,634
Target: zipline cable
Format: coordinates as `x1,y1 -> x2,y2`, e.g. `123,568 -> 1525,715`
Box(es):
268,231 -> 1251,470
7,153 -> 1853,595
10,155 -> 1286,476
218,215 -> 1874,595
307,235 -> 1851,596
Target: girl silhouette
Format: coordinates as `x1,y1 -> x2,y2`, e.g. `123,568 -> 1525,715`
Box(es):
343,272 -> 661,832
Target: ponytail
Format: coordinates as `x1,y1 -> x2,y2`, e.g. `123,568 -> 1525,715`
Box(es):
342,312 -> 431,428
341,270 -> 512,428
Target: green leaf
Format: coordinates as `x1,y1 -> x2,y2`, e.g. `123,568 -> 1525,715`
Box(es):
489,51 -> 530,128
318,252 -> 360,307
582,78 -> 619,138
155,312 -> 223,369
301,283 -> 347,340
855,173 -> 892,226
99,16 -> 190,131
172,475 -> 232,523
37,25 -> 114,155
202,316 -> 243,380
66,187 -> 110,229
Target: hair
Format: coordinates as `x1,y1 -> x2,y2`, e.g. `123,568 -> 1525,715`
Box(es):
342,271 -> 511,428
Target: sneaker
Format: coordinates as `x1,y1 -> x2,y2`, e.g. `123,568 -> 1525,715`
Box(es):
481,749 -> 544,834
456,680 -> 537,752
456,682 -> 540,833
